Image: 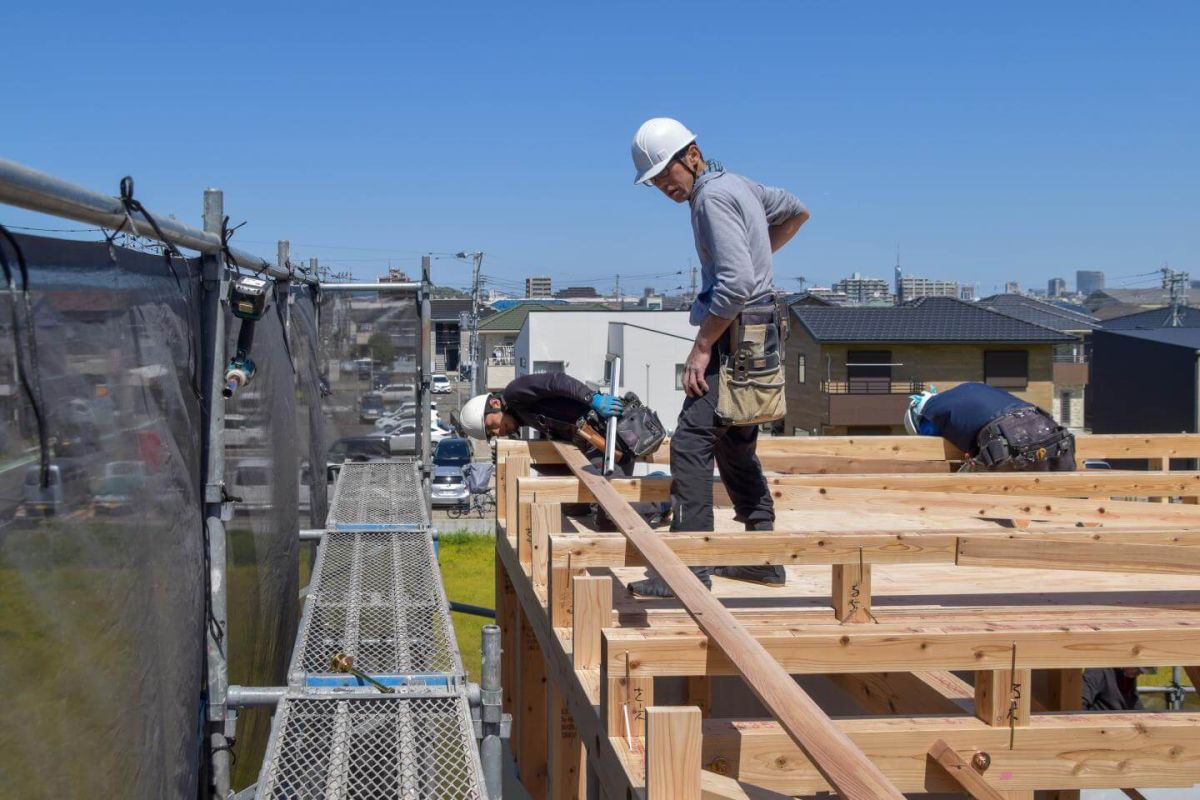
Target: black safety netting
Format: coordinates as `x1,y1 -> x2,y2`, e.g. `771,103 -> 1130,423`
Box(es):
223,280 -> 300,791
0,234 -> 206,798
315,289 -> 423,463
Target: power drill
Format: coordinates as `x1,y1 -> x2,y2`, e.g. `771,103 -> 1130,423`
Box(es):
223,276 -> 270,398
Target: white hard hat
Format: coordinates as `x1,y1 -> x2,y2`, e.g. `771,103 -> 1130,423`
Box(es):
631,117 -> 696,185
903,388 -> 937,436
460,394 -> 491,440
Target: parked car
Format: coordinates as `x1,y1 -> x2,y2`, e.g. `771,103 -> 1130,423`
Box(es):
380,383 -> 416,403
359,393 -> 386,423
430,374 -> 452,394
231,458 -> 273,513
430,464 -> 469,507
1084,460 -> 1112,469
18,462 -> 90,519
433,437 -> 472,468
225,413 -> 266,449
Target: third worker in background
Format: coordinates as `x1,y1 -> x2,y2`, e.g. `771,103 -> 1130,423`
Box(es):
905,382 -> 1076,471
627,117 -> 810,598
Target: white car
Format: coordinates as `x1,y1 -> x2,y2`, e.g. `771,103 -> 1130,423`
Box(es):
380,383 -> 416,403
430,374 -> 452,394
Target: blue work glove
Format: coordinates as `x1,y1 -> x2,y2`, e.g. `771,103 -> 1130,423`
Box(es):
590,392 -> 624,419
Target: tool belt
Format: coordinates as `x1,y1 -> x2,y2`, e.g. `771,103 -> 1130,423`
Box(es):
580,391 -> 666,460
973,407 -> 1073,470
714,300 -> 787,427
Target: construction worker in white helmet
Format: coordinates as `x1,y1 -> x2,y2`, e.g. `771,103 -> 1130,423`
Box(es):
904,383 -> 1075,471
628,117 -> 810,598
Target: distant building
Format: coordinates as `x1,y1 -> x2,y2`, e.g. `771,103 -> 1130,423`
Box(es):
1047,277 -> 1067,297
1077,270 -> 1105,295
639,288 -> 664,310
525,276 -> 552,299
1005,281 -> 1021,294
554,286 -> 598,299
832,272 -> 890,305
898,276 -> 958,300
1091,328 -> 1200,435
378,268 -> 413,283
806,286 -> 851,305
958,284 -> 977,302
784,297 -> 1074,436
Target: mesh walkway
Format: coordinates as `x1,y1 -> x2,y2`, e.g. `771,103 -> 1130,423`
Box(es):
257,461 -> 486,799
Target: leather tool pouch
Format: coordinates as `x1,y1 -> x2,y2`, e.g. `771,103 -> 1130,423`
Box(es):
583,391 -> 666,459
715,309 -> 786,426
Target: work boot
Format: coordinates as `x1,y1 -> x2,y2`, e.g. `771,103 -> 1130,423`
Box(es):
714,519 -> 785,586
712,564 -> 786,586
629,567 -> 711,598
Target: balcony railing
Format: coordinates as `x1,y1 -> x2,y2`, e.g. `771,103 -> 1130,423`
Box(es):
821,379 -> 926,395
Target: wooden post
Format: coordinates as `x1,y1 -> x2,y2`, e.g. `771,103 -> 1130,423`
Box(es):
1042,669 -> 1083,800
572,575 -> 611,670
1151,456 -> 1169,503
532,501 -> 561,592
975,667 -> 1032,799
517,611 -> 548,797
686,676 -> 712,716
645,707 -> 702,800
832,562 -> 872,623
548,683 -> 585,799
601,635 -> 653,740
506,455 -> 531,556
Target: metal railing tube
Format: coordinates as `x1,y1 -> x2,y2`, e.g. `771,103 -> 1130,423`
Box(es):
0,158 -> 315,285
479,624 -> 503,800
317,282 -> 421,292
226,685 -> 289,708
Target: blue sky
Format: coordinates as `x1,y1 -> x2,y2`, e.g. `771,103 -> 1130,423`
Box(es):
2,1 -> 1197,296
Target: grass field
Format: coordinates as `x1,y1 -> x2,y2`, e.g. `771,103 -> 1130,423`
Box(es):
437,531 -> 496,680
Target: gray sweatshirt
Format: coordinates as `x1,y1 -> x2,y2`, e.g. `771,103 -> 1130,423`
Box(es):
688,168 -> 807,324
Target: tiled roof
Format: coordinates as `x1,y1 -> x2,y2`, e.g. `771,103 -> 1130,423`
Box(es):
1101,305 -> 1200,330
791,296 -> 1075,343
979,294 -> 1100,332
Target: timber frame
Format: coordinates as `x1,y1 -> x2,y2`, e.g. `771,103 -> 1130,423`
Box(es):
494,434 -> 1200,799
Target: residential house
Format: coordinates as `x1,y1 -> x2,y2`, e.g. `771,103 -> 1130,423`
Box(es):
477,303 -> 609,391
785,297 -> 1074,436
1090,328 -> 1200,437
1083,287 -> 1200,320
979,294 -> 1099,430
515,309 -> 693,428
1101,305 -> 1200,330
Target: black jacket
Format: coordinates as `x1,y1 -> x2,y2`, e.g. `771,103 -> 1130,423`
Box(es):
502,372 -> 594,440
1082,668 -> 1143,711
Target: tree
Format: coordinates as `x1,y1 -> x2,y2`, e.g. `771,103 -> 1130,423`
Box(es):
367,330 -> 396,365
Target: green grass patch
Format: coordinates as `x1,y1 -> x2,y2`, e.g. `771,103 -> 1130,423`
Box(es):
437,531 -> 495,681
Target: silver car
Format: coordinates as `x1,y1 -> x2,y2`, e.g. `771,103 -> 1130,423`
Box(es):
430,465 -> 469,507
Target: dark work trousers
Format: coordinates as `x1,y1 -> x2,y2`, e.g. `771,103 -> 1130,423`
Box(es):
669,333 -> 776,535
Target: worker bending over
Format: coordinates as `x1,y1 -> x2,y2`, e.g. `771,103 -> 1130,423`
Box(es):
460,372 -> 625,467
627,117 -> 809,597
905,382 -> 1075,471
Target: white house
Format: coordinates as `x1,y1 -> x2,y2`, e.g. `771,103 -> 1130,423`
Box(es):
514,310 -> 694,430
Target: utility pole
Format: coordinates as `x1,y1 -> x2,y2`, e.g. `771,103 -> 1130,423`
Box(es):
1162,265 -> 1191,327
615,273 -> 622,311
456,251 -> 485,395
689,260 -> 698,301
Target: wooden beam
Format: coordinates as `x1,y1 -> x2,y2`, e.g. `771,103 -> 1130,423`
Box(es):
1042,669 -> 1083,800
520,475 -> 1200,524
766,471 -> 1200,497
928,739 -> 1006,800
646,707 -> 702,800
828,671 -> 972,715
958,535 -> 1200,575
694,713 -> 1200,795
495,557 -> 520,760
975,668 -> 1031,727
517,433 -> 1200,465
550,529 -> 1200,571
505,454 -> 530,549
760,454 -> 955,474
551,442 -> 906,800
601,620 -> 1200,676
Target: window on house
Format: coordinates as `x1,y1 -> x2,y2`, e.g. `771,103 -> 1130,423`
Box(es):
795,354 -> 806,384
675,364 -> 685,391
846,350 -> 892,393
1061,391 -> 1072,425
532,361 -> 564,374
984,350 -> 1029,389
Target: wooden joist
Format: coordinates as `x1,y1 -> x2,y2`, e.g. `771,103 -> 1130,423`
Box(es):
602,619 -> 1200,676
550,442 -> 907,800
